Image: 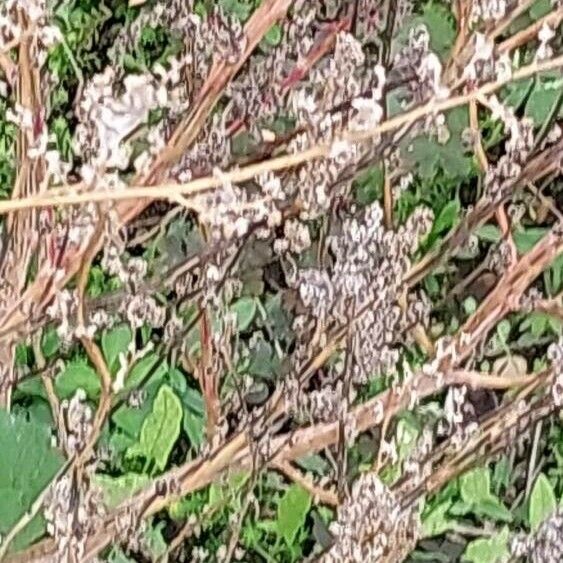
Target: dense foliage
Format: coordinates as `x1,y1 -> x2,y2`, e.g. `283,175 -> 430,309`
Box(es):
0,0 -> 562,561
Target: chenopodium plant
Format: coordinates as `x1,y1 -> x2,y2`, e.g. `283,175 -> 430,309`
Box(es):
1,0 -> 563,561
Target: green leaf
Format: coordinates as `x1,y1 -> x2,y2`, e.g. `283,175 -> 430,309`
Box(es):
425,198 -> 460,249
143,520 -> 168,559
102,324 -> 132,374
525,77 -> 563,125
530,0 -> 552,20
463,296 -> 478,316
295,454 -> 330,476
55,361 -> 100,400
183,398 -> 206,449
112,362 -> 170,443
124,354 -> 168,393
422,501 -> 453,537
264,24 -> 282,46
473,497 -> 513,523
529,473 -> 557,531
354,166 -> 384,206
126,384 -> 183,472
460,468 -> 490,503
41,327 -> 60,358
276,484 -> 312,546
107,547 -> 137,563
395,2 -> 456,61
0,409 -> 64,552
230,297 -> 257,332
93,473 -> 150,508
463,527 -> 509,563
401,108 -> 472,179
496,320 -> 511,345
476,225 -> 502,243
219,0 -> 254,21
514,228 -> 547,253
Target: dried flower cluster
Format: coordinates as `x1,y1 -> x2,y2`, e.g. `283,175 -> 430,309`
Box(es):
325,473 -> 419,562
0,0 -> 563,561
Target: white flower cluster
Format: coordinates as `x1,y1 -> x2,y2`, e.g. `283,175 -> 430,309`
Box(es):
297,202 -> 432,383
60,389 -> 93,454
325,473 -> 419,562
44,469 -> 105,561
483,96 -> 535,202
511,509 -> 563,562
395,25 -> 448,102
547,339 -> 563,407
470,0 -> 512,24
0,0 -> 62,67
438,384 -> 479,449
74,69 -> 167,171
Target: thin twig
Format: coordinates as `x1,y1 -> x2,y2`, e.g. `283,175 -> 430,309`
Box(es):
490,0 -> 536,40
273,461 -> 338,506
498,7 -> 563,53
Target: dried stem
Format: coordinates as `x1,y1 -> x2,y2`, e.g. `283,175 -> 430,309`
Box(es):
273,461 -> 339,506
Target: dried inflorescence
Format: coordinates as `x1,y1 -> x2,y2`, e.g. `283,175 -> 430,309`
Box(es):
470,0 -> 515,24
44,471 -> 106,562
325,473 -> 419,562
511,509 -> 563,563
547,339 -> 563,407
294,202 -> 432,387
482,96 -> 535,202
2,0 -> 563,561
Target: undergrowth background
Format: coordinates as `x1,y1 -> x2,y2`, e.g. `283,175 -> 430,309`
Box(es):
0,0 -> 563,562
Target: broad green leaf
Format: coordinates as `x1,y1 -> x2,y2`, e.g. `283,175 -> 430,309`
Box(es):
93,473 -> 150,508
126,384 -> 183,471
433,199 -> 460,236
0,409 -> 64,552
124,354 -> 168,393
396,417 -> 420,460
108,547 -> 137,563
530,0 -> 552,20
529,473 -> 557,531
422,501 -> 453,537
460,468 -> 490,504
230,297 -> 257,332
276,484 -> 312,546
476,225 -> 502,243
183,401 -> 206,449
449,500 -> 473,516
401,108 -> 472,179
496,320 -> 511,345
463,527 -> 509,563
513,228 -> 547,253
55,361 -> 100,400
492,456 -> 511,493
525,78 -> 563,125
295,454 -> 330,476
247,338 -> 280,380
112,359 -> 170,441
142,519 -> 167,559
264,24 -> 282,46
394,2 -> 456,61
463,296 -> 478,316
473,497 -> 513,523
102,324 -> 132,374
165,368 -> 206,448
503,75 -> 563,126
354,166 -> 384,206
41,327 -> 60,358
219,0 -> 254,20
